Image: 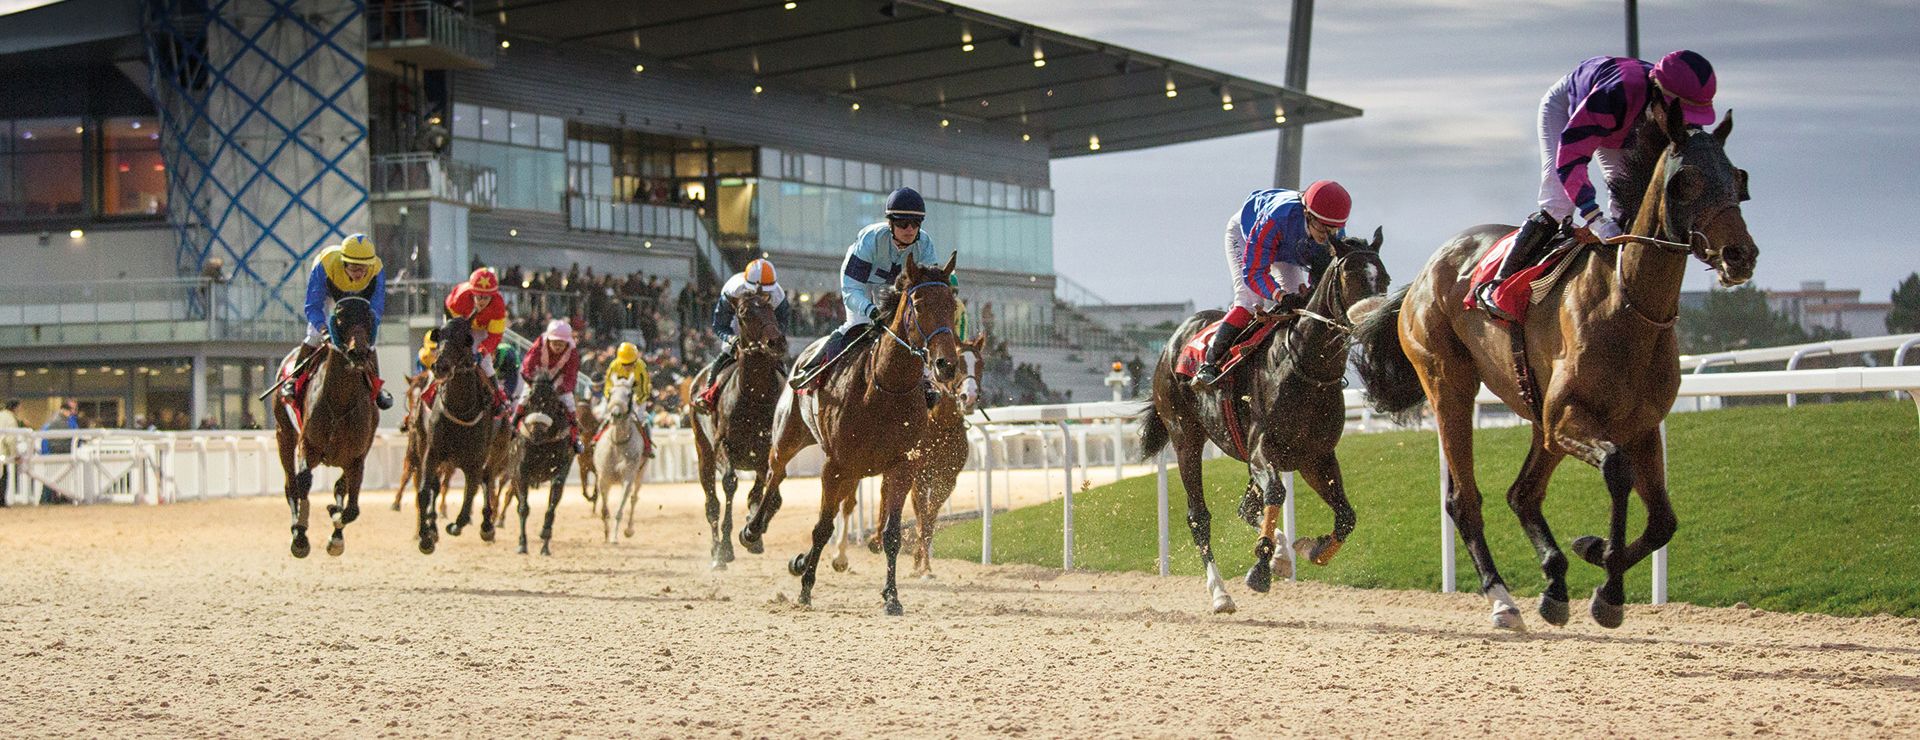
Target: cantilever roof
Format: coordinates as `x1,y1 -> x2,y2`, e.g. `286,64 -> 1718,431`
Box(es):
477,0 -> 1362,158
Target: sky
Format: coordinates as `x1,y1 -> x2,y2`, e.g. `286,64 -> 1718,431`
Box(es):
964,0 -> 1920,310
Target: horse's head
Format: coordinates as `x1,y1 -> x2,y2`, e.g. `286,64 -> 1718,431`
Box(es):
954,333 -> 989,415
519,373 -> 568,439
432,316 -> 477,376
1650,103 -> 1758,286
732,289 -> 788,358
886,251 -> 962,385
329,297 -> 376,368
1315,227 -> 1393,324
605,376 -> 635,420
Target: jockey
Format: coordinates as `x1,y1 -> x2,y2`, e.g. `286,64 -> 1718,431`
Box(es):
1192,181 -> 1349,388
444,266 -> 510,411
285,233 -> 392,409
516,319 -> 582,452
601,341 -> 653,416
1477,50 -> 1718,321
791,187 -> 940,390
692,258 -> 789,411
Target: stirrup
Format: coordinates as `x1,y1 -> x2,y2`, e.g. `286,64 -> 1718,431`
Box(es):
1191,364 -> 1223,388
1476,282 -> 1520,322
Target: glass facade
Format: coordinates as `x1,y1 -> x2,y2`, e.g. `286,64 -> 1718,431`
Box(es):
0,116 -> 165,223
451,103 -> 565,212
0,359 -> 202,431
757,180 -> 1051,275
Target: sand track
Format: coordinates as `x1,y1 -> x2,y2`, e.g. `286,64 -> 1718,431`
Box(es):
2,483 -> 1916,737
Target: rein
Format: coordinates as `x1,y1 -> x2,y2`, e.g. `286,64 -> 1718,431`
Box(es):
870,280 -> 954,396
433,361 -> 489,428
1278,255 -> 1361,388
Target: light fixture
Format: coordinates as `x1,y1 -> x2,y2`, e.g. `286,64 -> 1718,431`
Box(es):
961,29 -> 973,52
633,63 -> 645,73
1032,46 -> 1046,68
1165,79 -> 1178,98
69,229 -> 84,239
643,240 -> 652,248
753,85 -> 764,94
1021,133 -> 1031,142
783,1 -> 796,9
1274,104 -> 1287,124
1088,134 -> 1100,151
130,121 -> 141,129
1221,89 -> 1234,111
74,126 -> 84,134
851,102 -> 861,111
940,119 -> 950,128
509,228 -> 519,236
499,39 -> 510,49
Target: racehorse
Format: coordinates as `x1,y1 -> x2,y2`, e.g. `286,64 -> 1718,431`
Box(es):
505,371 -> 576,555
575,393 -> 602,518
1353,104 -> 1756,630
410,316 -> 501,554
1139,231 -> 1390,614
392,371 -> 451,516
838,332 -> 989,578
592,376 -> 650,543
690,289 -> 788,569
741,253 -> 962,614
274,297 -> 381,558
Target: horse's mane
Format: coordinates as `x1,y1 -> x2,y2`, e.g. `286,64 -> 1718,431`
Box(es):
331,297 -> 375,338
438,316 -> 475,356
873,283 -> 904,321
1606,113 -> 1670,231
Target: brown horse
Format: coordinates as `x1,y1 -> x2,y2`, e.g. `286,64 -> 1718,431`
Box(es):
841,332 -> 990,577
1139,233 -> 1390,613
409,316 -> 504,553
690,289 -> 788,570
575,395 -> 601,517
1354,103 -> 1757,631
273,297 -> 381,558
740,253 -> 962,614
392,371 -> 452,516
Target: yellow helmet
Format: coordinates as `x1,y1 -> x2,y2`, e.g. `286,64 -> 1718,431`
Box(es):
616,342 -> 640,363
340,234 -> 378,265
743,258 -> 777,287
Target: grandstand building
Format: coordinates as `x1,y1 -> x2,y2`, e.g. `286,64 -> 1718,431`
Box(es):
0,0 -> 1359,428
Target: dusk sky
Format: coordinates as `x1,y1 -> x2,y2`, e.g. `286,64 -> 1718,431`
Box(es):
966,0 -> 1919,310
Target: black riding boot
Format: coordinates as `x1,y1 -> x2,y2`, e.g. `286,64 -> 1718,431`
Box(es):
1191,322 -> 1245,388
366,350 -> 394,410
791,327 -> 850,390
1476,210 -> 1560,321
692,348 -> 736,412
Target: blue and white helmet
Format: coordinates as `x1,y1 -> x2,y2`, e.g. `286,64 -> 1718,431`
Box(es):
884,188 -> 925,222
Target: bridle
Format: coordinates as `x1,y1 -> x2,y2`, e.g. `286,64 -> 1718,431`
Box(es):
1610,130 -> 1747,325
1280,253 -> 1370,388
870,279 -> 955,396
432,344 -> 489,428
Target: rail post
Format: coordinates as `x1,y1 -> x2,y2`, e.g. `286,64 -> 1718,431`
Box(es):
1059,421 -> 1074,571
1785,348 -> 1831,407
1438,432 -> 1456,593
977,426 -> 995,565
1281,471 -> 1297,581
1653,422 -> 1670,604
1155,448 -> 1170,576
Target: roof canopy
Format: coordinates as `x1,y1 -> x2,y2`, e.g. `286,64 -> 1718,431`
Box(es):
479,0 -> 1361,157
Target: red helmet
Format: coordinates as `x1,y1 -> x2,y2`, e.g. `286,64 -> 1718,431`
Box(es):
1302,180 -> 1351,227
467,267 -> 500,293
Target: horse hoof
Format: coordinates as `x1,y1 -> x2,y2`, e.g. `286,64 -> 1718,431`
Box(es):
739,530 -> 764,555
1590,587 -> 1625,629
831,555 -> 849,573
445,522 -> 463,537
326,536 -> 344,557
1211,594 -> 1237,615
1296,536 -> 1343,566
1571,535 -> 1607,567
541,544 -> 552,556
918,572 -> 937,582
624,527 -> 637,540
710,560 -> 727,571
1539,595 -> 1571,627
884,600 -> 904,617
866,539 -> 881,555
1244,562 -> 1271,593
788,554 -> 807,576
390,501 -> 401,512
290,536 -> 310,559
1492,606 -> 1528,632
1270,553 -> 1295,581
418,539 -> 435,556
516,544 -> 528,555
720,544 -> 735,563
479,525 -> 495,543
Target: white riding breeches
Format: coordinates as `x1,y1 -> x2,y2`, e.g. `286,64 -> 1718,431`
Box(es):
1538,73 -> 1628,223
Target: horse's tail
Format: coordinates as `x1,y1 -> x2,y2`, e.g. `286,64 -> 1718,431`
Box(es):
1352,285 -> 1428,417
1136,403 -> 1169,462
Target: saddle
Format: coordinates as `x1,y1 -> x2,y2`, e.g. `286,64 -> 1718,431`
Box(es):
1463,228 -> 1589,324
277,347 -> 381,427
791,326 -> 876,394
1174,316 -> 1286,379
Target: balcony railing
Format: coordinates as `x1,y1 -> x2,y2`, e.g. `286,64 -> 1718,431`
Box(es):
0,278 -> 306,347
366,1 -> 497,70
567,195 -> 730,285
370,153 -> 496,210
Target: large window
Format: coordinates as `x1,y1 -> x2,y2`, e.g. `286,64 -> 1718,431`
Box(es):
100,117 -> 166,216
758,180 -> 1052,275
1,118 -> 84,219
451,103 -> 566,212
0,116 -> 166,223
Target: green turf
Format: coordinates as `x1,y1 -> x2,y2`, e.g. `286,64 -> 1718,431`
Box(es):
933,400 -> 1920,617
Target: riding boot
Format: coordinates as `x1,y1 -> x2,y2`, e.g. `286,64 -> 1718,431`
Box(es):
1476,210 -> 1559,321
922,378 -> 940,410
1191,322 -> 1244,388
366,350 -> 394,410
791,327 -> 850,390
281,344 -> 316,402
692,350 -> 735,412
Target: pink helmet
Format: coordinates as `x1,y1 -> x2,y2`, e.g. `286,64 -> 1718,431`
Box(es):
541,319 -> 574,346
1651,50 -> 1716,127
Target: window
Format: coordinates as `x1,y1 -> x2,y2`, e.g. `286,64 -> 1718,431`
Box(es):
479,107 -> 509,143
537,115 -> 565,150
863,163 -> 881,192
508,110 -> 537,147
100,117 -> 166,216
452,103 -> 479,139
0,118 -> 85,219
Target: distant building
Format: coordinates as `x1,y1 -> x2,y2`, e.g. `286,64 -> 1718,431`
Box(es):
1765,281 -> 1890,337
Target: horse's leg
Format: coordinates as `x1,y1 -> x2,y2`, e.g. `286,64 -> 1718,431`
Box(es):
392,450 -> 415,512
619,456 -> 645,540
696,431 -> 723,564
415,458 -> 439,555
326,457 -> 364,557
597,446 -> 616,544
1505,425 -> 1572,627
1563,425 -> 1666,630
1243,460 -> 1282,593
539,461 -> 569,557
447,464 -> 479,537
1173,430 -> 1234,614
514,472 -> 532,555
1429,377 -> 1523,630
911,473 -> 945,579
830,492 -> 855,573
792,466 -> 853,607
715,468 -> 740,568
1294,451 -> 1355,567
719,462 -> 745,564
877,468 -> 912,616
742,413 -> 807,552
282,434 -> 313,558
1542,402 -> 1634,628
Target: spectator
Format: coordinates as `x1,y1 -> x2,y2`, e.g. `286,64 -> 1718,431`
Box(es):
38,400 -> 80,504
0,399 -> 22,507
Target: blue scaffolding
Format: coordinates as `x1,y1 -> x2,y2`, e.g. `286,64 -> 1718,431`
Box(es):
144,0 -> 369,321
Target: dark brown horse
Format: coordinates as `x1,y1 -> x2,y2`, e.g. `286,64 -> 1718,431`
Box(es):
392,371 -> 451,515
503,371 -> 576,555
1139,232 -> 1390,613
274,297 -> 381,558
741,253 -> 962,614
842,332 -> 990,577
1354,104 -> 1757,630
410,316 -> 503,554
690,289 -> 788,570
575,395 -> 601,518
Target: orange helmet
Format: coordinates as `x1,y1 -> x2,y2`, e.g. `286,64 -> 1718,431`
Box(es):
743,259 -> 777,287
467,267 -> 500,292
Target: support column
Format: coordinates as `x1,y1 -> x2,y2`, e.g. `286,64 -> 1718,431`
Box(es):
1272,0 -> 1314,190
191,352 -> 209,427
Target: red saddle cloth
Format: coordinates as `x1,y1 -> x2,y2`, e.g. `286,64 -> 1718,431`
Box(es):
1174,318 -> 1284,378
276,353 -> 312,425
1463,228 -> 1578,323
